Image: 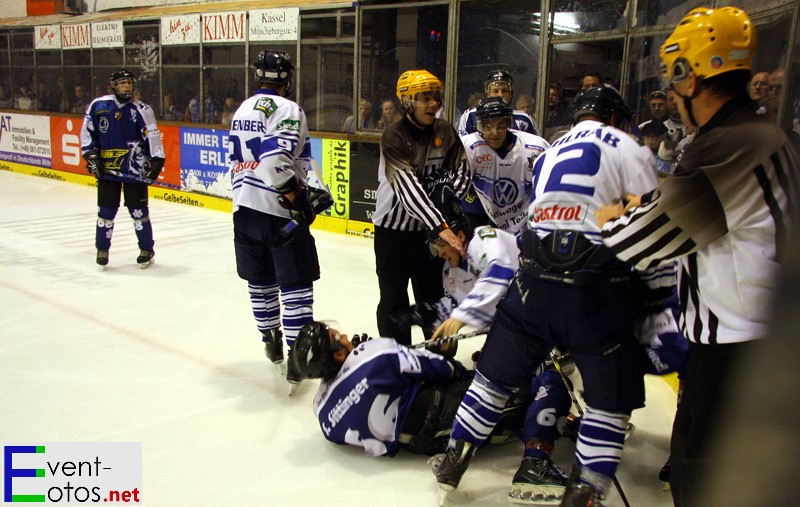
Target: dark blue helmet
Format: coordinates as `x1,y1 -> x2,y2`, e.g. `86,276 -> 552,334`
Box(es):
572,84 -> 632,124
254,50 -> 294,93
109,69 -> 135,101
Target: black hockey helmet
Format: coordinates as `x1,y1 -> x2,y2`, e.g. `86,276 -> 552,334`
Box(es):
573,84 -> 632,125
109,69 -> 135,101
483,69 -> 513,92
290,321 -> 341,381
254,50 -> 294,93
475,96 -> 514,132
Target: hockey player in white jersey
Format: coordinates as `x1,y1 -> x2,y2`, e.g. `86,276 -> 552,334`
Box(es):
460,97 -> 549,235
433,84 -> 659,507
457,70 -> 539,136
228,50 -> 330,392
81,69 -> 166,268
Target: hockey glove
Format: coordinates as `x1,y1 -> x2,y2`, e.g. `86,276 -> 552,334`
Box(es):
350,333 -> 373,347
308,187 -> 334,215
277,185 -> 316,228
145,157 -> 165,182
84,149 -> 103,179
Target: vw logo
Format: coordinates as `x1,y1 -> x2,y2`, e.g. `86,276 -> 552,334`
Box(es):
493,177 -> 518,207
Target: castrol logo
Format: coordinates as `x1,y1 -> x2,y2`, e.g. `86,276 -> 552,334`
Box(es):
233,161 -> 258,173
529,203 -> 587,224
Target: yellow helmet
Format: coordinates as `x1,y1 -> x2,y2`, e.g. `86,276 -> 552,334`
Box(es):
396,69 -> 443,104
660,7 -> 756,86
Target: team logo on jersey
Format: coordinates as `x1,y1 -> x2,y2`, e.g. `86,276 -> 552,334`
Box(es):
493,177 -> 519,207
253,97 -> 277,116
529,203 -> 588,224
475,153 -> 493,164
99,148 -> 130,171
98,117 -> 110,134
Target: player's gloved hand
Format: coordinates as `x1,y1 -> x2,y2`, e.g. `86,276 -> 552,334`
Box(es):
278,186 -> 316,227
83,149 -> 102,179
308,187 -> 334,214
350,333 -> 372,347
145,157 -> 165,181
448,358 -> 469,379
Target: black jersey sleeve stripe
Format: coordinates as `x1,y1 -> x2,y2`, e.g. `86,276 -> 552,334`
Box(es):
684,253 -> 705,343
754,165 -> 786,263
707,309 -> 719,345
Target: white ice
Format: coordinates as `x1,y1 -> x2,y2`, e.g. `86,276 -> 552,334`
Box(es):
0,171 -> 677,506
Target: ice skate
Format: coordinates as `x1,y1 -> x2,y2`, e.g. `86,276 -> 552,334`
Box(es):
96,249 -> 109,268
262,329 -> 284,365
508,456 -> 568,505
559,479 -> 605,507
431,439 -> 476,492
136,249 -> 154,269
286,351 -> 302,396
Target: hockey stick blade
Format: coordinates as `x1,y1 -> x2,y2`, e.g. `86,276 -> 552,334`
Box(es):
411,328 -> 488,350
104,169 -> 181,190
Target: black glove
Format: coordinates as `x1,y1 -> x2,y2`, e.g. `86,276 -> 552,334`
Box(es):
308,187 -> 334,214
350,333 -> 373,347
278,185 -> 316,227
84,149 -> 102,179
448,358 -> 469,380
145,157 -> 165,181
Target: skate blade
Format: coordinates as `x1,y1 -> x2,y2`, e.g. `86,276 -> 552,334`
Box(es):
508,483 -> 564,505
98,265 -> 107,271
438,488 -> 449,506
287,380 -> 301,396
138,259 -> 154,269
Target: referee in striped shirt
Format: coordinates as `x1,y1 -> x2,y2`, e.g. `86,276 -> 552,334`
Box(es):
372,69 -> 469,346
595,8 -> 799,506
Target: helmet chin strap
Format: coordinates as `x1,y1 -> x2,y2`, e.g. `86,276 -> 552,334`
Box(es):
674,73 -> 702,128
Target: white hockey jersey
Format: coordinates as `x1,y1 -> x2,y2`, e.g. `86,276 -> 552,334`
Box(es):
529,119 -> 657,243
461,131 -> 549,234
227,89 -> 312,216
435,225 -> 519,329
457,107 -> 539,137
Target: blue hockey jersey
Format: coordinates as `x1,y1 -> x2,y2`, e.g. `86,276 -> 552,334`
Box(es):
80,95 -> 165,181
312,338 -> 455,456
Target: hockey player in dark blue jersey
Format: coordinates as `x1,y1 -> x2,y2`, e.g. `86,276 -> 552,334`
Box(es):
80,69 -> 166,268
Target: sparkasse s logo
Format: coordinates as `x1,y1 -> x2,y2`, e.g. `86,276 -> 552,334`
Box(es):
2,443 -> 141,504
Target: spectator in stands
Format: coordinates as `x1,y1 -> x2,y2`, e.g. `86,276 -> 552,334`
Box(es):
377,98 -> 402,131
162,93 -> 181,121
14,82 -> 35,110
70,84 -> 89,114
342,97 -> 376,132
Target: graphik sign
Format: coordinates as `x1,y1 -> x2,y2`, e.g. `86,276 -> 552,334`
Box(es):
2,443 -> 141,504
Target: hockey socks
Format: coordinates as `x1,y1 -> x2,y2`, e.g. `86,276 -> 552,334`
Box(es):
574,406 -> 629,495
95,206 -> 118,250
248,281 -> 281,336
128,206 -> 154,251
450,371 -> 518,447
280,284 -> 314,347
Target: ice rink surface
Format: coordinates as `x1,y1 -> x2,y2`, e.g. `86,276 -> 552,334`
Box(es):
0,171 -> 677,507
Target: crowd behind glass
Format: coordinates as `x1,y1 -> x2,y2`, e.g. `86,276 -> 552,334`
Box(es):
0,0 -> 796,137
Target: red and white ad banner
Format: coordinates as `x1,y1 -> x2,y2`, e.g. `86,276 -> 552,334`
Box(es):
62,23 -> 91,50
161,14 -> 200,46
35,25 -> 61,50
202,11 -> 247,44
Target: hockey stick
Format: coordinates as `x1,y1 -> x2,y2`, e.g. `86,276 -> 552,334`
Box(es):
549,351 -> 632,507
411,328 -> 488,350
103,169 -> 182,190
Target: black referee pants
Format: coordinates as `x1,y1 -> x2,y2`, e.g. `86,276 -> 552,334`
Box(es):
374,226 -> 444,346
670,340 -> 755,506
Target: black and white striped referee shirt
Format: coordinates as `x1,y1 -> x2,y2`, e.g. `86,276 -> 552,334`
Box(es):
601,94 -> 799,345
372,115 -> 469,232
